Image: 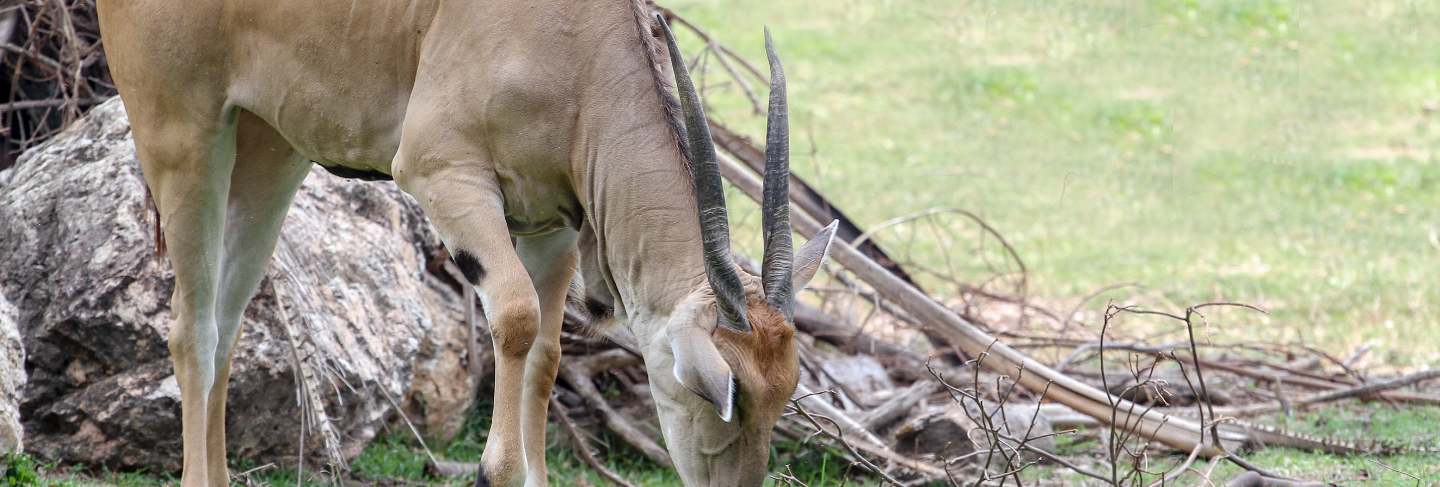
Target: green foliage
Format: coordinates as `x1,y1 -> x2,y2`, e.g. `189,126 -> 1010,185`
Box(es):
22,0 -> 1440,485
0,453 -> 177,487
1,453 -> 41,487
769,439 -> 881,486
352,435 -> 431,482
1093,101 -> 1172,147
676,0 -> 1440,367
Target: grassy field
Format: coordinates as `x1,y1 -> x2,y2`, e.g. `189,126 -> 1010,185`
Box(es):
678,0 -> 1440,482
18,406 -> 1438,485
14,0 -> 1440,485
679,0 -> 1440,367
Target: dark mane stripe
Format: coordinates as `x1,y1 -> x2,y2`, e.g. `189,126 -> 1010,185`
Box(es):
627,0 -> 694,175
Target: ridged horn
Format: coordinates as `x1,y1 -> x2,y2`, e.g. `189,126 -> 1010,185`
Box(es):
658,15 -> 749,332
760,28 -> 794,321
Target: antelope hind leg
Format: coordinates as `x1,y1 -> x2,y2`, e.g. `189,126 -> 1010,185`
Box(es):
205,111 -> 311,487
129,113 -> 238,487
516,232 -> 580,487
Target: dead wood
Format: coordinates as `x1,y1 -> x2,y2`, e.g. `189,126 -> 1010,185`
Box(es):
857,380 -> 939,432
1199,358 -> 1440,406
785,391 -> 942,483
1224,367 -> 1440,418
705,119 -> 923,293
10,3 -> 1433,485
1224,471 -> 1326,487
552,397 -> 639,487
559,357 -> 673,468
424,459 -> 479,478
716,147 -> 1219,458
0,0 -> 115,170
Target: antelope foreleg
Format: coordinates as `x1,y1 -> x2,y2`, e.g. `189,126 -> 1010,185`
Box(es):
394,153 -> 537,487
516,233 -> 580,487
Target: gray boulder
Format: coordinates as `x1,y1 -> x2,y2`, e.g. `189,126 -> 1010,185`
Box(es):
0,97 -> 473,471
1,294 -> 22,453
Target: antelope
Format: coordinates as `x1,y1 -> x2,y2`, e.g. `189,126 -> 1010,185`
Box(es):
96,0 -> 832,486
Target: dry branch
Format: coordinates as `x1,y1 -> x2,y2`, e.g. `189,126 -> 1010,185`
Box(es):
1198,359 -> 1440,407
1224,367 -> 1440,418
716,147 -> 1219,457
857,380 -> 939,432
553,397 -> 639,487
708,118 -> 928,299
11,2 -> 1431,485
559,354 -> 674,469
1,0 -> 115,169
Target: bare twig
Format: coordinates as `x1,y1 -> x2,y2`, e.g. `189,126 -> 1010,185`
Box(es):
559,358 -> 673,468
787,393 -> 914,485
1226,368 -> 1440,418
552,397 -> 638,487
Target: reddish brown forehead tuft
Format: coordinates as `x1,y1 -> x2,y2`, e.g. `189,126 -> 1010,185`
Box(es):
712,298 -> 799,406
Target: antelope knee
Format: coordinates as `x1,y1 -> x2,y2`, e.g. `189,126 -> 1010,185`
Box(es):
168,319 -> 219,362
490,302 -> 541,359
529,340 -> 561,369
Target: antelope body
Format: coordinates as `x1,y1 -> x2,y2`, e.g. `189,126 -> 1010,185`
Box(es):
96,1 -> 832,486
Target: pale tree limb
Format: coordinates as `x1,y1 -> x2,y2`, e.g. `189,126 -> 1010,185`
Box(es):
716,149 -> 1221,457
559,356 -> 674,468
552,397 -> 639,487
1225,368 -> 1440,418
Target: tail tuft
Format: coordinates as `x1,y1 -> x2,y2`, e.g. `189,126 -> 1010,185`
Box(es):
144,184 -> 165,258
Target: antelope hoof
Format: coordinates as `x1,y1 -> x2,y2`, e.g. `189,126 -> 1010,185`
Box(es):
474,458 -> 524,487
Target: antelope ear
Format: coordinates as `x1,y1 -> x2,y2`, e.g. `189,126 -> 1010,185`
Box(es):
669,326 -> 737,422
792,220 -> 838,292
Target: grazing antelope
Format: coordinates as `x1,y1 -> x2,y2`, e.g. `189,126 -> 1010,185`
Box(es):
97,0 -> 831,486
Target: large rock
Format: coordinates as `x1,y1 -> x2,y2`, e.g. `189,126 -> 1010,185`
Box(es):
402,281 -> 477,445
0,98 -> 474,471
0,294 -> 22,453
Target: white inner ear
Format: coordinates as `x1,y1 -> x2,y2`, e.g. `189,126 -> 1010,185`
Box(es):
672,365 -> 736,423
719,373 -> 736,423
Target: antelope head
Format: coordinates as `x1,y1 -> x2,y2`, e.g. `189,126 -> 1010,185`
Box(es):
643,20 -> 838,486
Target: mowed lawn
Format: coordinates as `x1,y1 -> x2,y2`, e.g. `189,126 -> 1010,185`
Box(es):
674,0 -> 1440,367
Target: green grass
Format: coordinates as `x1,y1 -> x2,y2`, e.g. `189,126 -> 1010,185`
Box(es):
1198,405 -> 1440,483
673,0 -> 1440,366
662,0 -> 1440,481
19,1 -> 1440,485
18,403 -> 1438,485
258,401 -> 861,487
3,452 -> 174,487
1011,405 -> 1440,485
1203,406 -> 1440,481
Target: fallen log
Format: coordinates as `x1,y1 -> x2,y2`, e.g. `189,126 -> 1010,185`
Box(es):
708,120 -> 920,292
1222,367 -> 1440,418
715,150 -> 1225,457
857,380 -> 939,432
559,351 -> 673,469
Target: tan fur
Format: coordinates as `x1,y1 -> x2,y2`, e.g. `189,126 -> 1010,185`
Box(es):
97,1 -> 820,486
